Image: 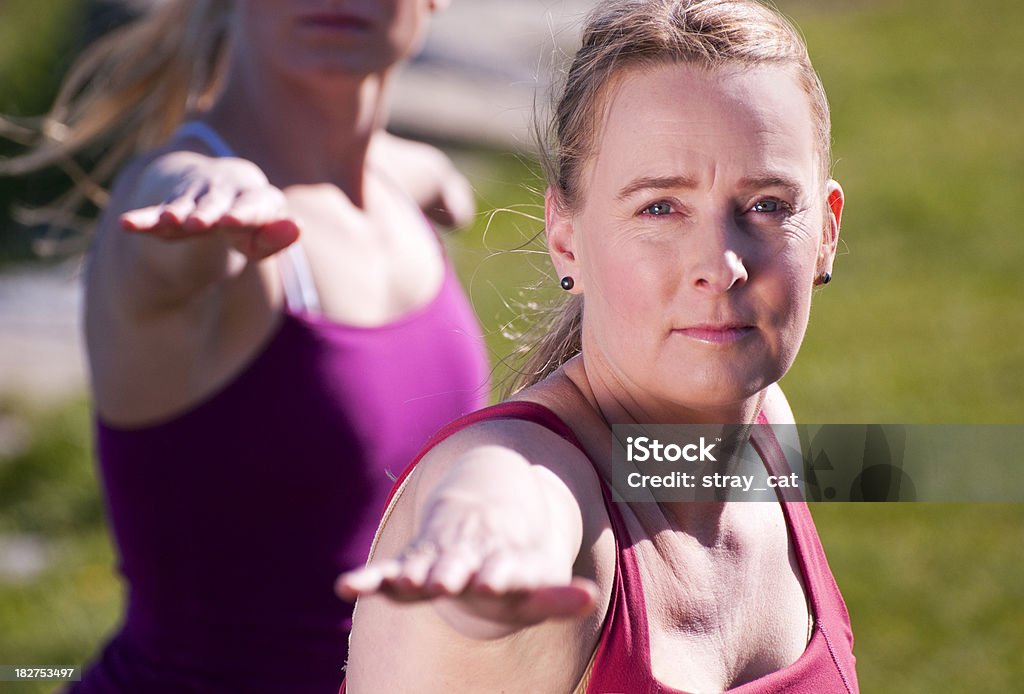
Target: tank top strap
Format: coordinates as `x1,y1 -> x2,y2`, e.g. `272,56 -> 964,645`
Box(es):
373,400 -> 587,521
278,244 -> 322,315
584,411 -> 857,693
170,120 -> 322,314
749,422 -> 859,693
174,120 -> 235,157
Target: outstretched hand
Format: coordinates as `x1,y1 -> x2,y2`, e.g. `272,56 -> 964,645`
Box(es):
336,493 -> 597,635
120,157 -> 300,261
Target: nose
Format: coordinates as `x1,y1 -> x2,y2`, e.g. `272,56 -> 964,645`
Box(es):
689,219 -> 748,293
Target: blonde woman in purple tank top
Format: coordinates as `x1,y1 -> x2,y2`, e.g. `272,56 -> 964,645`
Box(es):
1,1 -> 490,692
340,1 -> 857,692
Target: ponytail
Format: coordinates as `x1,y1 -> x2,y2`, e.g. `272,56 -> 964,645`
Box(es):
0,0 -> 230,224
504,293 -> 582,395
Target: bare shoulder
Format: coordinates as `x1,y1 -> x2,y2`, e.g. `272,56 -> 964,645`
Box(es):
87,139 -> 274,311
403,410 -> 605,524
374,132 -> 451,176
372,132 -> 475,228
87,146 -> 217,304
762,382 -> 796,425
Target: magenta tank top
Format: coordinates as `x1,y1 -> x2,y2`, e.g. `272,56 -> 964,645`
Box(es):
342,401 -> 858,693
75,208 -> 489,690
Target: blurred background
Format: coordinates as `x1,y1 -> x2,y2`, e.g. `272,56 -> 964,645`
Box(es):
1,0 -> 1022,691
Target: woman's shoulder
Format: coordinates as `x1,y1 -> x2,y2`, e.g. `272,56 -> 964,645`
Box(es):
396,383 -> 602,510
413,402 -> 587,486
449,371 -> 598,455
370,132 -> 474,228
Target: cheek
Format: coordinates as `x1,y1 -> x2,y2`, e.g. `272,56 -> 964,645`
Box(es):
579,223 -> 675,321
765,217 -> 823,284
386,2 -> 431,57
749,231 -> 811,296
760,248 -> 817,350
585,251 -> 639,324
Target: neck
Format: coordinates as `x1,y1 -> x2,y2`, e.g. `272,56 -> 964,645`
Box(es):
561,357 -> 765,544
566,356 -> 766,428
203,62 -> 394,207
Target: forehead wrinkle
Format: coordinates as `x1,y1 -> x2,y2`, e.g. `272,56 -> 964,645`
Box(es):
616,174 -> 700,201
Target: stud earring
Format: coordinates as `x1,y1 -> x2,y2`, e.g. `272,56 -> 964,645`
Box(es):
817,271 -> 832,286
560,276 -> 575,291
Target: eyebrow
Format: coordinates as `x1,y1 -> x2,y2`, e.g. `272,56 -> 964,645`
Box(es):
736,173 -> 805,197
616,175 -> 699,201
615,172 -> 806,201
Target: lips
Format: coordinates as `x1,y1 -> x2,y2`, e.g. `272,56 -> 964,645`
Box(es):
297,13 -> 372,30
673,324 -> 756,344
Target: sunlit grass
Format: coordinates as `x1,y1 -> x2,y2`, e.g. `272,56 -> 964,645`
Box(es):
0,398 -> 119,693
813,504 -> 1024,693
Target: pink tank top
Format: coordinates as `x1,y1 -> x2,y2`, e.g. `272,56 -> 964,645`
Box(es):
343,401 -> 858,693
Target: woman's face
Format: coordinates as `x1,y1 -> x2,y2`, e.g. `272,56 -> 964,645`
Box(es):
233,0 -> 444,78
548,62 -> 843,418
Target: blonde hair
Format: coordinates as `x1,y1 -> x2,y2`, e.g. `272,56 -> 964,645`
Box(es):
0,0 -> 230,230
509,0 -> 832,394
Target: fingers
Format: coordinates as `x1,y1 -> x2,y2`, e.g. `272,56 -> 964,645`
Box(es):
121,187 -> 285,233
336,541 -> 598,630
338,541 -> 462,603
185,186 -> 236,231
223,186 -> 287,227
158,186 -> 200,228
120,205 -> 163,231
335,563 -> 394,602
121,179 -> 204,235
472,551 -> 520,594
425,544 -> 479,594
511,578 -> 599,621
222,219 -> 299,260
120,181 -> 299,259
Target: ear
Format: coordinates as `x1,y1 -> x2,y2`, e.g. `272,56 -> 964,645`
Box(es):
545,187 -> 582,294
818,179 -> 844,276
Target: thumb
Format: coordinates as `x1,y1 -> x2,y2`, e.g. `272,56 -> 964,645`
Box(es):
514,578 -> 599,623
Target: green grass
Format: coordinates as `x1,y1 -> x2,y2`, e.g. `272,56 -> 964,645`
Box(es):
1,0 -> 1023,691
0,0 -> 82,115
812,504 -> 1024,693
0,398 -> 119,694
445,150 -> 557,395
780,0 -> 1024,424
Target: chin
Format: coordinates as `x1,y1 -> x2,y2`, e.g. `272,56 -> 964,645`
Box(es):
288,48 -> 398,79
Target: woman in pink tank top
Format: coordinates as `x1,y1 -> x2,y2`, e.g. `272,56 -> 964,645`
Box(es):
2,1 -> 488,691
339,1 -> 858,692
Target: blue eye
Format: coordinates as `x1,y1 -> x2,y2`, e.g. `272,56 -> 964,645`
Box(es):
751,199 -> 791,215
643,202 -> 673,216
